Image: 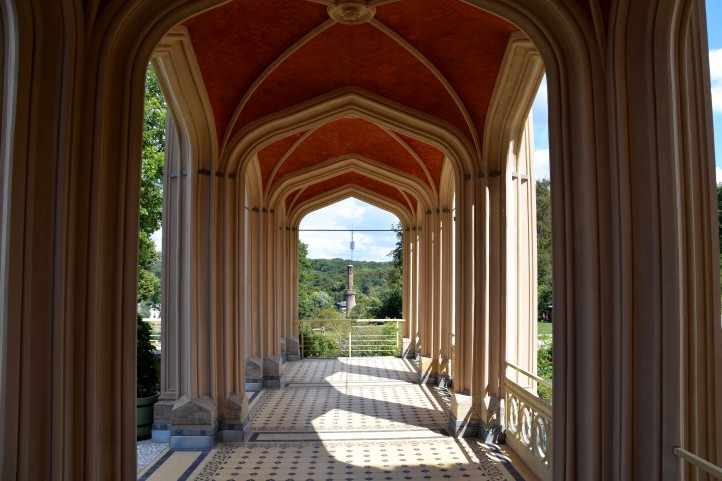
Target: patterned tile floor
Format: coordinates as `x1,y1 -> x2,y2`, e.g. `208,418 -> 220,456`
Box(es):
193,438 -> 526,481
285,357 -> 419,385
250,384 -> 447,433
142,358 -> 531,481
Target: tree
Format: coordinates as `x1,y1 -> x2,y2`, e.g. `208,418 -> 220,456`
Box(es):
298,241 -> 317,319
371,285 -> 403,319
137,315 -> 159,397
367,223 -> 404,318
536,180 -> 553,319
137,67 -> 166,311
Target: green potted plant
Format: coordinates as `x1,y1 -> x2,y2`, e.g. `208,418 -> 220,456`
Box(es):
137,315 -> 159,440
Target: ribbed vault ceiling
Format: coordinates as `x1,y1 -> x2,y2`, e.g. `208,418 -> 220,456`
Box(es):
184,0 -> 517,213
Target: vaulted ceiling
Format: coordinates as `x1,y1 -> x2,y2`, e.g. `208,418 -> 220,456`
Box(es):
183,0 -> 518,214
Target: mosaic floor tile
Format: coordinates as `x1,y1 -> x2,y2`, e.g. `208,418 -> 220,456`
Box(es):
144,358 -> 528,480
192,439 -> 524,481
250,384 -> 447,432
285,357 -> 418,385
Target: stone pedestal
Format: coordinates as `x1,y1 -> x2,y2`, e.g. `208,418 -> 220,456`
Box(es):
401,337 -> 414,358
168,396 -> 218,450
285,336 -> 301,361
419,355 -> 438,385
218,393 -> 250,442
245,357 -> 264,391
447,393 -> 481,438
263,356 -> 287,388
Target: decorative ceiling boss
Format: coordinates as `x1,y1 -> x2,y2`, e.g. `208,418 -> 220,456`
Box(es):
327,0 -> 376,24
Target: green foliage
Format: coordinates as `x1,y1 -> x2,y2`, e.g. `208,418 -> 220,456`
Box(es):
137,67 -> 166,310
536,180 -> 553,319
297,237 -> 403,319
373,285 -> 403,319
137,316 -> 159,397
300,320 -> 400,357
536,181 -> 553,400
349,292 -> 382,319
537,344 -> 553,401
300,324 -> 341,357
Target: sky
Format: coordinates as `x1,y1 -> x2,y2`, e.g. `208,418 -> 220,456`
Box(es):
299,197 -> 399,261
708,0 -> 722,181
156,4 -> 721,259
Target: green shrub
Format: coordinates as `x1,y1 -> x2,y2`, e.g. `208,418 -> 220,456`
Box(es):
537,344 -> 553,401
137,316 -> 159,398
300,324 -> 340,357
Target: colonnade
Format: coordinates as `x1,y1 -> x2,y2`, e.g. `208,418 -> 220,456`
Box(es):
146,28 -> 547,449
2,1 -> 721,480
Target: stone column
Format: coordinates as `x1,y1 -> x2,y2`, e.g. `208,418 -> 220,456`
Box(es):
448,177 -> 480,437
245,206 -> 264,389
214,176 -> 248,441
439,208 -> 454,377
262,209 -> 286,387
153,115 -> 219,450
410,225 -> 420,356
504,118 -> 537,389
286,227 -> 301,360
418,210 -> 435,381
402,227 -> 409,329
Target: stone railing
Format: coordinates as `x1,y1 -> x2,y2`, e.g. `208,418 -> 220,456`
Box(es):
503,362 -> 552,481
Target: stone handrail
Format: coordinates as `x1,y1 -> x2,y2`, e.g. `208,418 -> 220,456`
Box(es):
674,447 -> 722,479
503,377 -> 552,481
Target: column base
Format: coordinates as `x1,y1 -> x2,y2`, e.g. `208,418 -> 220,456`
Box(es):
263,356 -> 287,388
479,394 -> 504,444
447,393 -> 482,438
166,396 -> 218,450
419,355 -> 438,385
285,336 -> 301,361
246,357 -> 264,391
401,337 -> 415,358
218,392 -> 250,440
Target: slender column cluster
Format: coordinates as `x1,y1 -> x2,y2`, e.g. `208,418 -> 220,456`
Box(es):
1,2 -> 721,480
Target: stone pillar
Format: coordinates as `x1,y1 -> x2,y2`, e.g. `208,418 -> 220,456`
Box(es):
449,175 -> 482,437
286,227 -> 301,360
245,206 -> 264,389
214,176 -> 248,441
402,226 -> 414,353
504,117 -> 537,389
404,226 -> 420,356
418,210 -> 435,382
262,209 -> 286,388
153,115 -> 219,450
439,208 -> 454,377
455,175 -> 476,395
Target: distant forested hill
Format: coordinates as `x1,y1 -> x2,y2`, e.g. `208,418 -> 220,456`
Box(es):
298,237 -> 403,320
304,258 -> 395,302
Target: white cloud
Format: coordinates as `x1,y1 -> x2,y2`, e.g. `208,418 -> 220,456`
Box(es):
534,149 -> 550,181
710,49 -> 722,81
299,197 -> 399,261
152,228 -> 162,252
713,86 -> 722,113
716,166 -> 722,185
537,76 -> 548,103
711,49 -> 722,113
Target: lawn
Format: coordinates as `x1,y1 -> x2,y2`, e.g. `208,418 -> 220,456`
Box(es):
537,321 -> 552,337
